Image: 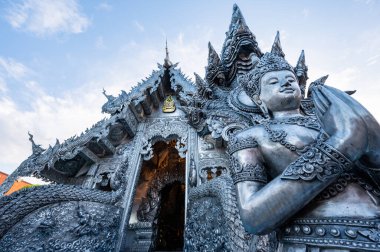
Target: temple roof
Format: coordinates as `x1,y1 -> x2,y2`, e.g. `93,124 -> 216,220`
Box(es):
0,51 -> 196,190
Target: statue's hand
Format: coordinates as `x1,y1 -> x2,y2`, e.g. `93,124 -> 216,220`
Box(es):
326,86 -> 380,167
311,84 -> 368,161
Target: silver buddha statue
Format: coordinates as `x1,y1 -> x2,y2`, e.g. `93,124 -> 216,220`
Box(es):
228,52 -> 380,251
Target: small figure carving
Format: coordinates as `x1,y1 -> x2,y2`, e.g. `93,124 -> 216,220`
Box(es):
162,95 -> 176,113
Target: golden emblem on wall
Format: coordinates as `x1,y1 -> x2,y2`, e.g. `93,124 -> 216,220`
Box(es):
162,95 -> 176,113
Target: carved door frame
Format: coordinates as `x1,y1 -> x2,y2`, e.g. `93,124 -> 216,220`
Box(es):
115,117 -> 194,251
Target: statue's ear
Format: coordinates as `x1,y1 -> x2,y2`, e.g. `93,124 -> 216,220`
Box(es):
252,95 -> 270,119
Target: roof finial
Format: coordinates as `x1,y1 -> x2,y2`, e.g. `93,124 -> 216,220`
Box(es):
164,39 -> 172,68
28,132 -> 44,155
102,88 -> 115,102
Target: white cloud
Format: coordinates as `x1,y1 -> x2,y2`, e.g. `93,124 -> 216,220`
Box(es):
133,20 -> 145,32
0,57 -> 30,79
355,0 -> 376,5
5,0 -> 90,36
95,36 -> 106,49
0,56 -> 31,95
0,57 -> 105,176
327,67 -> 360,90
96,2 -> 113,12
0,77 -> 7,93
367,54 -> 380,66
0,83 -> 105,174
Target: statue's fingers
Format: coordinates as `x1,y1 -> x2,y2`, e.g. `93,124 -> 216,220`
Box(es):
312,89 -> 327,114
314,104 -> 324,124
314,88 -> 331,108
327,85 -> 380,152
319,85 -> 343,106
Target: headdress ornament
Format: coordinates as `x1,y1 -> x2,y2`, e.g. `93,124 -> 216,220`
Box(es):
205,42 -> 223,84
239,52 -> 295,98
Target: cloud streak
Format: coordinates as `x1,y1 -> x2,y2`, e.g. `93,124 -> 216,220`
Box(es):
4,0 -> 90,36
0,57 -> 30,80
133,20 -> 145,32
0,57 -> 105,175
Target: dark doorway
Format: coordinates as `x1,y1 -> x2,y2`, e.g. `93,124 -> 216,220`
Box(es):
153,181 -> 185,251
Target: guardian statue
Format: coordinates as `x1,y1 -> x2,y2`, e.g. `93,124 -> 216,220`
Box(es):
228,52 -> 380,251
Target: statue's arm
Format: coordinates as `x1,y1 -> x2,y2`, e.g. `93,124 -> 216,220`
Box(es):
232,139 -> 352,235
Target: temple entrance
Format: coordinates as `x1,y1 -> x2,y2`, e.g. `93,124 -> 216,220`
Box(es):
153,181 -> 185,251
128,139 -> 186,251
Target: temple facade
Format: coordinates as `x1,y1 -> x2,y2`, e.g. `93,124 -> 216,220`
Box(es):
1,4 -> 379,252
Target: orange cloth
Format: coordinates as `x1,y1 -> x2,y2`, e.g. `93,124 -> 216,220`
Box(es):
0,171 -> 31,195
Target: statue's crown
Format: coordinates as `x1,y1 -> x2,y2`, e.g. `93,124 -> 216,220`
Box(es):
239,52 -> 294,98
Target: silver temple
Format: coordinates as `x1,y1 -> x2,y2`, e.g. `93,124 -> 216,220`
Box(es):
1,4 -> 379,252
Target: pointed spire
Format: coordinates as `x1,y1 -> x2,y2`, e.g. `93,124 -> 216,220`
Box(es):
28,132 -> 44,155
229,4 -> 247,33
294,50 -> 308,98
207,42 -> 221,67
271,31 -> 285,57
221,4 -> 261,84
194,72 -> 213,99
296,50 -> 306,70
206,42 -> 222,84
194,72 -> 205,87
164,39 -> 172,68
165,39 -> 169,59
295,50 -> 308,80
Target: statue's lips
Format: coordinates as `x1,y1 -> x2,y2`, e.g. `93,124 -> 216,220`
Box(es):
280,88 -> 295,93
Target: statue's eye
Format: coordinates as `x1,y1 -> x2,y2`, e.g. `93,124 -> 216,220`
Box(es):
287,78 -> 295,82
268,78 -> 278,84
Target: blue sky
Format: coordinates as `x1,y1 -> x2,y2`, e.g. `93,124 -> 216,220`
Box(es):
0,0 -> 379,175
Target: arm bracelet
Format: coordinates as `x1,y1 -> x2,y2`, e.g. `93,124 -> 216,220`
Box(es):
281,141 -> 353,182
229,155 -> 267,184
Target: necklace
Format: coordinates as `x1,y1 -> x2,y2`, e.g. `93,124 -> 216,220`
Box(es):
262,115 -> 322,154
263,115 -> 321,131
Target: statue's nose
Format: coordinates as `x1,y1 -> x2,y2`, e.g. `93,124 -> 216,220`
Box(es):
281,80 -> 291,87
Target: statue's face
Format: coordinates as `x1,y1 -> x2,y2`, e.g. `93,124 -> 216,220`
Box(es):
259,70 -> 302,112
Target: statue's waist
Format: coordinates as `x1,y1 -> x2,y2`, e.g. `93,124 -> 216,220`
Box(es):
300,180 -> 380,218
281,217 -> 380,251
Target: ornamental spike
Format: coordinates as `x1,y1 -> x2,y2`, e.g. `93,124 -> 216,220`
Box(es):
164,39 -> 173,68
228,4 -> 247,33
296,50 -> 306,70
102,88 -> 115,102
206,42 -> 223,84
207,42 -> 221,67
194,72 -> 205,88
28,132 -> 44,155
294,50 -> 308,98
271,31 -> 285,58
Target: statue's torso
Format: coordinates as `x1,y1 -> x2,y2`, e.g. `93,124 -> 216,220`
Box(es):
244,122 -> 380,218
243,122 -> 380,251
